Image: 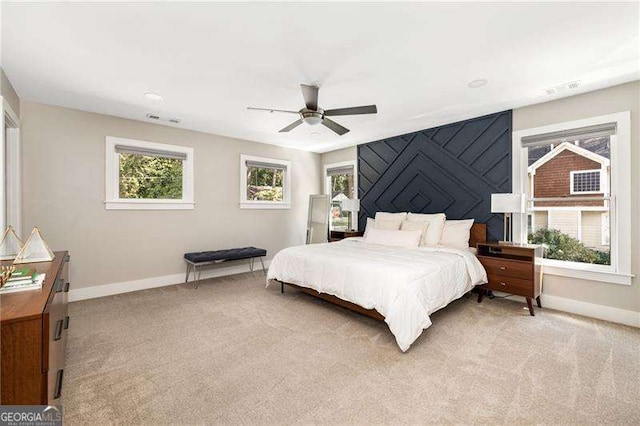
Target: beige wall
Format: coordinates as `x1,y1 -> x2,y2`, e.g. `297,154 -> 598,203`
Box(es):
321,146 -> 357,167
20,101 -> 321,290
513,81 -> 640,313
1,68 -> 20,117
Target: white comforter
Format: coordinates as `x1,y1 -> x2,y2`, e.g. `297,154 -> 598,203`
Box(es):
266,238 -> 487,352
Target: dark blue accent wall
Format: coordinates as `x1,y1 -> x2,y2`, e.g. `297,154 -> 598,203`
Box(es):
358,110 -> 512,241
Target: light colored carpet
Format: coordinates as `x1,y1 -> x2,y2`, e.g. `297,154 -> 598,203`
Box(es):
63,272 -> 640,425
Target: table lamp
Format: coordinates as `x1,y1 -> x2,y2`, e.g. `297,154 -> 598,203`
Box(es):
341,198 -> 360,231
491,193 -> 525,242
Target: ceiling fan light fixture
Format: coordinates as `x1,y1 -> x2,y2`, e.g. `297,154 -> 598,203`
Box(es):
301,110 -> 324,126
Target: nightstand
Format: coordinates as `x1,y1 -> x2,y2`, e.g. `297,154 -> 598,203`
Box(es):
476,242 -> 544,316
329,230 -> 363,242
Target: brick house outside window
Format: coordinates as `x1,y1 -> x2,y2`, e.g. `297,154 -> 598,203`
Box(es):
527,141 -> 610,252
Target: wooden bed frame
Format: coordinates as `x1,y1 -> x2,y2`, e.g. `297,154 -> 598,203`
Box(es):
277,223 -> 487,321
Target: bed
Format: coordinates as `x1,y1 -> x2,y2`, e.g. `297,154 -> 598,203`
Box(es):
266,222 -> 488,352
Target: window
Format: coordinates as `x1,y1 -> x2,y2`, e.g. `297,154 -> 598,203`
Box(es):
324,161 -> 356,231
513,112 -> 632,285
240,155 -> 291,209
570,170 -> 601,194
105,137 -> 194,210
1,99 -> 21,234
601,213 -> 610,246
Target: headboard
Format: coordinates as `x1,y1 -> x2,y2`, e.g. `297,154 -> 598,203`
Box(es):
357,110 -> 512,242
469,223 -> 487,248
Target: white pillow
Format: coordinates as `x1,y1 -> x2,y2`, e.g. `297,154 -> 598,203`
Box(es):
365,228 -> 421,248
363,217 -> 375,238
439,219 -> 475,249
375,219 -> 403,230
375,212 -> 408,222
400,220 -> 429,243
406,213 -> 446,246
363,217 -> 403,237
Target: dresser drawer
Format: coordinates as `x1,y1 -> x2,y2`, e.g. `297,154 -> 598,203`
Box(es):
479,256 -> 532,280
486,275 -> 533,297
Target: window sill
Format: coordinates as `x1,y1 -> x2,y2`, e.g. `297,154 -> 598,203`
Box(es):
541,260 -> 633,285
240,202 -> 291,210
105,200 -> 195,210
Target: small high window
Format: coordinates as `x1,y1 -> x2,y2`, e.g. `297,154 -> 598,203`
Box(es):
105,137 -> 194,210
240,155 -> 291,209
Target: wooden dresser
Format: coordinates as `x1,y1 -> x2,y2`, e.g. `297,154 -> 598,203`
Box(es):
476,242 -> 543,316
0,251 -> 70,405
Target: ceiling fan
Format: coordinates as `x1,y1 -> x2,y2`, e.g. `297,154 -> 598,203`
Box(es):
247,84 -> 377,136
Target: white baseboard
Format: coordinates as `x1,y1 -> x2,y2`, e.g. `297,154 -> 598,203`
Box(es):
68,260 -> 271,302
493,292 -> 640,328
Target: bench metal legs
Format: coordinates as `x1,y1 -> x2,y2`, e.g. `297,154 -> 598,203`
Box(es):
248,257 -> 267,275
184,261 -> 204,289
185,257 -> 267,289
185,263 -> 192,283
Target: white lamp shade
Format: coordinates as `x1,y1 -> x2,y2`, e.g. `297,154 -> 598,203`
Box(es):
491,193 -> 525,213
341,198 -> 360,213
332,193 -> 349,202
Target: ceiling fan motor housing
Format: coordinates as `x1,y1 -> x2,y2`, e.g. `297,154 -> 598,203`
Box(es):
300,108 -> 324,125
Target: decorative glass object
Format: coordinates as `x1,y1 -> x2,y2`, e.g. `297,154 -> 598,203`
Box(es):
14,227 -> 55,264
0,226 -> 23,260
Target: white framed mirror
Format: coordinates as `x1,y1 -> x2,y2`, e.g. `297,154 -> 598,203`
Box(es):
306,194 -> 330,244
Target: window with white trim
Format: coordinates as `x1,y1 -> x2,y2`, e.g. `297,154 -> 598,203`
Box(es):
324,161 -> 357,231
240,155 -> 291,209
513,112 -> 632,285
570,169 -> 601,194
105,136 -> 194,210
601,213 -> 610,246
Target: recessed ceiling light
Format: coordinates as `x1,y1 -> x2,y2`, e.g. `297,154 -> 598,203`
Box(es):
311,132 -> 320,136
468,79 -> 488,89
144,92 -> 163,101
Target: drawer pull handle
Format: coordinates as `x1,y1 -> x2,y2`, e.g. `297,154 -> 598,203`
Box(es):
64,282 -> 70,292
54,319 -> 64,341
56,279 -> 64,293
499,282 -> 506,286
499,266 -> 506,270
54,369 -> 64,399
64,315 -> 70,330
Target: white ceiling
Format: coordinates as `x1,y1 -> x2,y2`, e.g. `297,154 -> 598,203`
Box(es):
2,2 -> 639,153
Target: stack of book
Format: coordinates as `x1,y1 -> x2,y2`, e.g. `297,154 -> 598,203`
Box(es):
0,268 -> 46,294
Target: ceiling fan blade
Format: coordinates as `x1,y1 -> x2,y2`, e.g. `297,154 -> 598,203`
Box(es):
300,84 -> 319,111
279,119 -> 304,133
247,107 -> 299,114
324,105 -> 378,116
322,118 -> 350,136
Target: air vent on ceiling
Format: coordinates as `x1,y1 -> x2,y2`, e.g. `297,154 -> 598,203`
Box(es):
146,113 -> 181,124
545,80 -> 580,95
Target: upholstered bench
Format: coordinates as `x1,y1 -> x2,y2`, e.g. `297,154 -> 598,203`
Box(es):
184,247 -> 267,288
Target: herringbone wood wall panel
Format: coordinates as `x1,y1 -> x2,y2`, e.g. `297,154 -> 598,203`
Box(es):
358,110 -> 512,241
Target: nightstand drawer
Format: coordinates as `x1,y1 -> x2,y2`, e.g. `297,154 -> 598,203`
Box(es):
486,275 -> 533,296
479,256 -> 532,280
